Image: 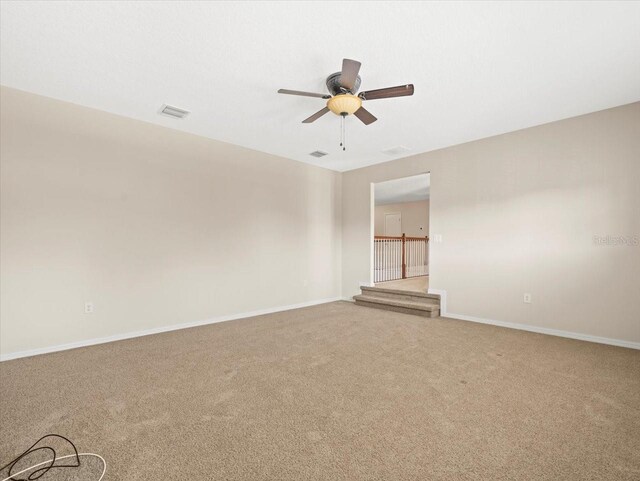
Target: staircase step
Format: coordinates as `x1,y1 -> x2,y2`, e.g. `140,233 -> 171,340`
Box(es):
361,286 -> 440,303
353,295 -> 440,318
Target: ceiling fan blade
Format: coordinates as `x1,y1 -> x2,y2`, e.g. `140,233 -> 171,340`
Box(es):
278,89 -> 331,99
358,84 -> 414,101
339,58 -> 361,91
353,107 -> 377,125
302,107 -> 330,123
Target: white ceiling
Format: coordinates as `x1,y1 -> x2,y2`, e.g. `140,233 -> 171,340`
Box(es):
375,174 -> 430,206
2,1 -> 639,172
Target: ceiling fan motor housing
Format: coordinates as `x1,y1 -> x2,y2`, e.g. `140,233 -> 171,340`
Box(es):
326,72 -> 362,95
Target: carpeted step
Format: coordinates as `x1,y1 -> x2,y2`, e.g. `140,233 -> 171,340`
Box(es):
361,286 -> 440,303
353,294 -> 440,318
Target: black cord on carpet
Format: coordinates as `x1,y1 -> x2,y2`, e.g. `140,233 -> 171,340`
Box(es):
0,434 -> 80,481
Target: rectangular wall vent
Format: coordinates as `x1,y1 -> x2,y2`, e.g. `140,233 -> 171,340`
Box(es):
382,145 -> 411,156
159,104 -> 190,119
309,150 -> 328,158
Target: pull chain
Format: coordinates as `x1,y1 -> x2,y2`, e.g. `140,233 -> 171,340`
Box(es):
343,115 -> 346,151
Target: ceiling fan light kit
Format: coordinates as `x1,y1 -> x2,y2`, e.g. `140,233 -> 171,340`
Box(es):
327,94 -> 362,116
278,58 -> 414,152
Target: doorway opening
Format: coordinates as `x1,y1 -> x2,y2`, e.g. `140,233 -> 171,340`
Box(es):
372,173 -> 430,293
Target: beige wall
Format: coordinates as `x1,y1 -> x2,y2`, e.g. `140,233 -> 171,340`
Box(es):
374,200 -> 429,237
0,87 -> 342,356
2,87 -> 639,355
342,102 -> 640,344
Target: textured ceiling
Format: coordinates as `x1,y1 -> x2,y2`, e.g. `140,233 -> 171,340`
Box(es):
1,1 -> 639,172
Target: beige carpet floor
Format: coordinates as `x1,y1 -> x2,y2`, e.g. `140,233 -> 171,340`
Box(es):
1,301 -> 639,480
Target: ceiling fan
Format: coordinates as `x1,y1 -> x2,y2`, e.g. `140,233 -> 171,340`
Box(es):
278,58 -> 414,150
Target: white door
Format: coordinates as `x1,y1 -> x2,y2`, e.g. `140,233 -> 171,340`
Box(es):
384,213 -> 402,236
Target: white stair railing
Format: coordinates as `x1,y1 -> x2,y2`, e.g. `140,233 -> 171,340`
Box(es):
374,234 -> 428,283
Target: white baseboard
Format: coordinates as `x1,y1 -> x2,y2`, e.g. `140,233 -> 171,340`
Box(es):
445,312 -> 640,350
428,288 -> 638,349
0,297 -> 342,362
5,293 -> 636,361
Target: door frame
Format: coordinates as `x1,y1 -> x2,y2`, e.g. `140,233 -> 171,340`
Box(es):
370,172 -> 431,287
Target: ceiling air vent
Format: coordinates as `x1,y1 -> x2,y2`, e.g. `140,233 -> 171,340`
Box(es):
159,104 -> 190,119
309,150 -> 328,158
382,145 -> 411,156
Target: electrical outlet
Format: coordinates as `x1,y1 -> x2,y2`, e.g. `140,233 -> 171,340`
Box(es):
84,302 -> 94,314
523,293 -> 532,304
